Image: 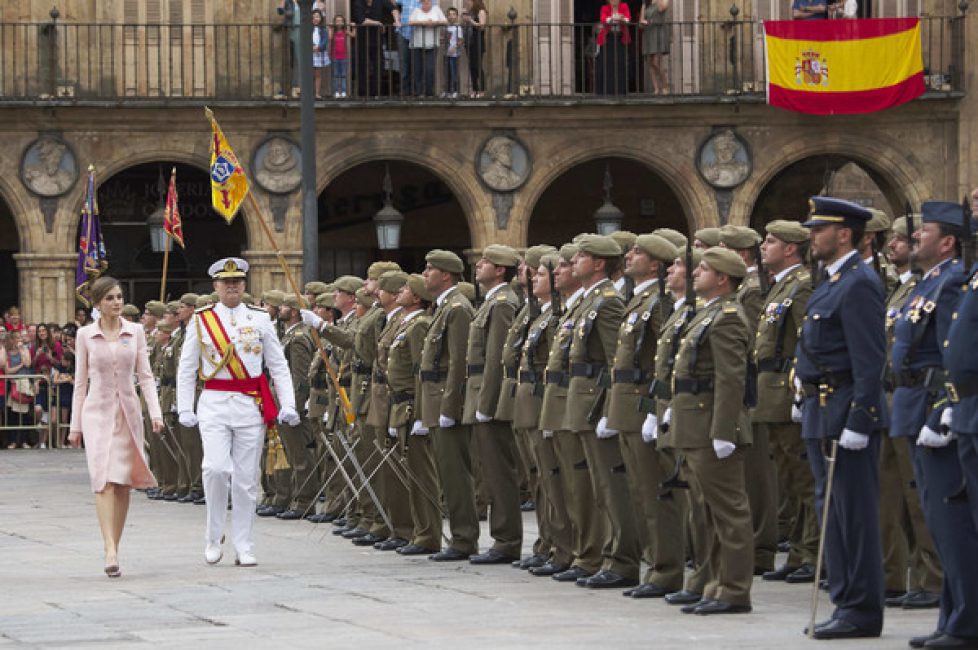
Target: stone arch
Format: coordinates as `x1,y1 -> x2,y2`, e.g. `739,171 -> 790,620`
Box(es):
0,173 -> 31,252
516,141 -> 713,245
0,178 -> 24,312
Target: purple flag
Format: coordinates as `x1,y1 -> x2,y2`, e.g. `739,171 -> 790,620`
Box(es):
75,167 -> 107,306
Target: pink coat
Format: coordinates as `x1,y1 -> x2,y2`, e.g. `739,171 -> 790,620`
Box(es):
70,319 -> 162,492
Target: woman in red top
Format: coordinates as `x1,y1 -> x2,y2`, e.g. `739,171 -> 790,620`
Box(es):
596,0 -> 631,96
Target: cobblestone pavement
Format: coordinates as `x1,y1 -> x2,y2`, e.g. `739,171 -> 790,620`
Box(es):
0,450 -> 933,649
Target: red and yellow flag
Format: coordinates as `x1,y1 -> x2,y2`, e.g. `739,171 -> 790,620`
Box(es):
205,107 -> 249,223
764,18 -> 924,115
163,167 -> 185,248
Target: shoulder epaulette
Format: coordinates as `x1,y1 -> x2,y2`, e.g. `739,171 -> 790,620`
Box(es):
246,304 -> 265,312
723,306 -> 739,314
602,288 -> 618,297
194,304 -> 215,314
496,293 -> 509,301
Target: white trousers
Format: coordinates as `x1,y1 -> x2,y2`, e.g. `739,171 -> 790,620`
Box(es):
197,390 -> 264,555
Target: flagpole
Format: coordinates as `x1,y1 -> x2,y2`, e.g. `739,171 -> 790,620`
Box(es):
160,228 -> 170,303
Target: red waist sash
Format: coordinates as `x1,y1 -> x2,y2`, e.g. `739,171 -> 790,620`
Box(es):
204,376 -> 279,426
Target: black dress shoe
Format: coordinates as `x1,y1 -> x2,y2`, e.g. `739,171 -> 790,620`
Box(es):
470,549 -> 519,565
147,491 -> 164,500
342,527 -> 369,539
518,554 -> 548,570
777,540 -> 791,553
177,492 -> 196,503
665,590 -> 703,605
352,532 -> 385,546
162,492 -> 180,501
429,548 -> 471,562
903,591 -> 941,609
785,563 -> 817,584
257,505 -> 285,517
276,509 -> 305,520
397,543 -> 438,556
332,516 -> 348,527
762,564 -> 800,581
630,583 -> 670,599
520,500 -> 536,512
910,630 -> 944,648
552,566 -> 593,582
694,600 -> 752,615
375,537 -> 408,551
681,598 -> 710,614
753,565 -> 772,576
812,619 -> 880,640
307,512 -> 338,524
529,561 -> 569,577
583,570 -> 639,589
194,495 -> 206,505
924,633 -> 978,648
886,592 -> 909,607
331,525 -> 354,536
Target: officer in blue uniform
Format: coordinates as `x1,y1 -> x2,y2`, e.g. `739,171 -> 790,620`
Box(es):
794,196 -> 887,640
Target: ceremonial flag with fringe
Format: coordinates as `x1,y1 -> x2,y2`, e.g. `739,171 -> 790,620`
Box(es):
764,18 -> 925,115
164,167 -> 185,248
205,107 -> 249,223
75,167 -> 108,307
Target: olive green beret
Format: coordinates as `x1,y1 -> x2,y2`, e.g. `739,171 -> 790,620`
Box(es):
304,281 -> 329,295
425,249 -> 465,274
539,252 -> 562,270
241,292 -> 255,306
690,248 -> 704,267
558,243 -> 579,263
576,234 -> 622,258
719,225 -> 762,250
122,304 -> 140,318
355,287 -> 374,307
891,215 -> 921,238
634,234 -> 679,263
367,261 -> 402,280
281,293 -> 301,309
315,292 -> 335,308
165,300 -> 181,314
378,270 -> 409,293
866,208 -> 891,233
524,245 -> 557,269
406,273 -> 433,302
571,233 -> 590,244
482,244 -> 520,267
195,295 -> 213,309
653,228 -> 688,250
609,230 -> 638,253
765,220 -> 810,244
179,293 -> 199,306
156,321 -> 175,333
334,275 -> 365,295
262,289 -> 285,307
457,281 -> 476,302
144,300 -> 166,318
702,246 -> 748,278
694,227 -> 722,247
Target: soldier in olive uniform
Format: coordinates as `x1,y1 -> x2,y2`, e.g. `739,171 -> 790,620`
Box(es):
669,247 -> 754,615
464,245 -> 524,564
861,209 -> 899,293
173,293 -> 205,503
152,319 -> 181,499
694,227 -> 722,249
255,289 -> 292,516
609,231 -> 638,298
879,215 -> 942,608
419,249 -> 478,561
142,300 -> 167,497
605,233 -> 685,599
305,289 -> 342,523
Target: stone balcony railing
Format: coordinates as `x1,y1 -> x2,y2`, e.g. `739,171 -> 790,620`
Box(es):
0,13 -> 965,105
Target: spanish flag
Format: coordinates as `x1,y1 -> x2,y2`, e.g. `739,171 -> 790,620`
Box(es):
205,107 -> 249,223
764,18 -> 925,115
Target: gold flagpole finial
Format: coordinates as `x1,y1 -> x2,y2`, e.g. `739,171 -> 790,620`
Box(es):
87,164 -> 95,173
204,106 -> 215,121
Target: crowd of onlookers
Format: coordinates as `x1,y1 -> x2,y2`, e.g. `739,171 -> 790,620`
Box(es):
1,305 -> 91,449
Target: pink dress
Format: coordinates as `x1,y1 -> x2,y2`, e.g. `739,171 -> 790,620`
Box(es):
70,319 -> 162,493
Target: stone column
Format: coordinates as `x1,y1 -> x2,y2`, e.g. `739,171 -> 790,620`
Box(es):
15,253 -> 78,325
243,249 -> 304,299
958,9 -> 976,198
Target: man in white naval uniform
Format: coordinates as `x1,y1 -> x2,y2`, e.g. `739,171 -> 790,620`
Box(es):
177,258 -> 300,566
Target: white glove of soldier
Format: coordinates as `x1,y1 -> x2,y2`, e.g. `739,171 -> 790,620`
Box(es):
596,416 -> 619,439
641,414 -> 658,443
475,410 -> 492,423
387,427 -> 398,438
917,425 -> 952,448
438,415 -> 456,429
663,407 -> 672,426
178,411 -> 198,428
940,408 -> 953,432
277,407 -> 301,427
713,439 -> 736,459
410,420 -> 429,436
300,309 -> 323,329
839,428 -> 869,451
791,403 -> 804,423
542,430 -> 554,439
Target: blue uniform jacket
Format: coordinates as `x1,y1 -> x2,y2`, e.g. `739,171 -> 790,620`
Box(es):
944,262 -> 978,435
794,252 -> 887,439
890,258 -> 965,437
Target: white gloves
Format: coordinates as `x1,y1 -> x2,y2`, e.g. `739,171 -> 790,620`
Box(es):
941,408 -> 953,431
793,375 -> 803,394
300,309 -> 323,329
387,426 -> 398,438
596,416 -> 619,439
791,403 -> 803,423
917,425 -> 952,448
410,420 -> 429,436
663,407 -> 672,426
91,307 -> 101,321
277,407 -> 301,427
475,410 -> 492,423
178,411 -> 198,428
839,428 -> 869,450
438,415 -> 456,429
542,430 -> 554,439
641,414 -> 658,443
713,439 -> 736,459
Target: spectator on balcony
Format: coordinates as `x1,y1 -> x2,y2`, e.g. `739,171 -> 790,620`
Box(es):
640,0 -> 671,95
596,0 -> 631,96
396,0 -> 433,97
331,15 -> 353,97
409,0 -> 448,96
461,0 -> 488,98
443,8 -> 464,98
312,9 -> 332,99
828,0 -> 858,18
792,0 -> 828,19
353,0 -> 397,97
2,329 -> 34,449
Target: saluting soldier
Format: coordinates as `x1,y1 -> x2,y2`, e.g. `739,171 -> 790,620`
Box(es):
605,233 -> 685,599
754,220 -> 819,585
879,216 -> 942,607
795,197 -> 887,639
893,202 -> 978,649
465,244 -> 524,565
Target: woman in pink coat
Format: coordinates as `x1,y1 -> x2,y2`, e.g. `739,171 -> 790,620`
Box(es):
69,277 -> 163,578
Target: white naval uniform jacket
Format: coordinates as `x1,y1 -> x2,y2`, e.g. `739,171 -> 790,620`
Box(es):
176,302 -> 296,423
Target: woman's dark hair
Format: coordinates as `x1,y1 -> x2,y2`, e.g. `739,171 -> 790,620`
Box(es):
469,0 -> 486,16
90,276 -> 122,306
